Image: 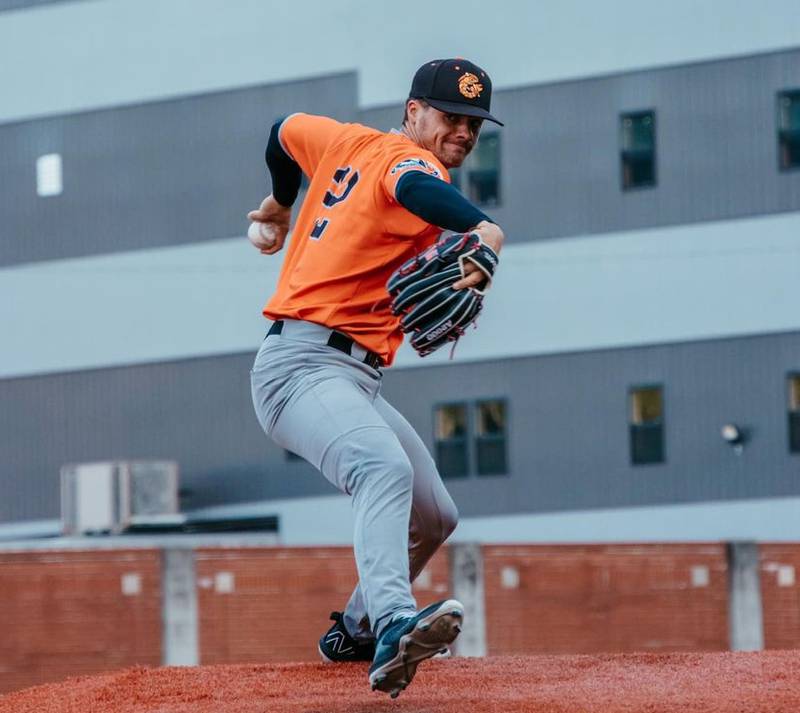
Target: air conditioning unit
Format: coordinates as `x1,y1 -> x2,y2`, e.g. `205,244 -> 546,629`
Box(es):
60,460 -> 180,535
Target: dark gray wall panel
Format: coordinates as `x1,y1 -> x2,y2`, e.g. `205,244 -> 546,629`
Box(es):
384,331 -> 800,518
1,331 -> 798,524
0,352 -> 335,522
4,50 -> 800,265
0,73 -> 357,267
360,49 -> 800,245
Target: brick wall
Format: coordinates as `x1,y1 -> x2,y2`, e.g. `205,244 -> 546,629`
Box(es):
1,542 -> 799,696
196,546 -> 358,664
759,544 -> 800,649
196,546 -> 451,664
0,549 -> 161,694
482,544 -> 730,654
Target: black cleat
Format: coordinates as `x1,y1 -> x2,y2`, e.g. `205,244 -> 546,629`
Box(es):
318,611 -> 376,663
368,599 -> 464,698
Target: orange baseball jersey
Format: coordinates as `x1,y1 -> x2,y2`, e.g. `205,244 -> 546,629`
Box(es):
263,112 -> 451,366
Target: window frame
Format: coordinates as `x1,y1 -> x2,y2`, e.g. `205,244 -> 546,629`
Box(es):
788,372 -> 800,455
433,401 -> 471,479
474,398 -> 510,477
628,383 -> 666,466
449,130 -> 502,207
619,109 -> 657,191
777,89 -> 800,173
432,397 -> 511,478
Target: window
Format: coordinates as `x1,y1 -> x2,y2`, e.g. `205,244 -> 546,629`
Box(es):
778,90 -> 800,171
475,400 -> 507,475
629,385 -> 664,465
620,111 -> 656,190
449,132 -> 501,206
434,403 -> 468,478
36,153 -> 62,196
788,373 -> 800,454
434,399 -> 510,477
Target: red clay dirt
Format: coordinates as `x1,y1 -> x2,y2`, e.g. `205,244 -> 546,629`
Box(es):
1,651 -> 798,713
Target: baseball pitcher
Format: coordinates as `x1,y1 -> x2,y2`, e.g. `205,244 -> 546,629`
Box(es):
248,57 -> 504,698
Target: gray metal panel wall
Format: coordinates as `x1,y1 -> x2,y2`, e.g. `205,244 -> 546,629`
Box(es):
0,352 -> 334,522
4,50 -> 800,266
360,49 -> 800,244
385,331 -> 800,518
0,73 -> 358,267
2,331 -> 798,524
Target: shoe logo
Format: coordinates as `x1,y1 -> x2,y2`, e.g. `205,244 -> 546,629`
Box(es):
325,631 -> 354,655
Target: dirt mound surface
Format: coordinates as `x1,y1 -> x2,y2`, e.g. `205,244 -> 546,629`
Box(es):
2,651 -> 799,712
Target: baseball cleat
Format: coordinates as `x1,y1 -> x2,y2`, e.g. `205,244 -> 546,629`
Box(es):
390,685 -> 405,699
318,611 -> 376,663
368,599 -> 464,697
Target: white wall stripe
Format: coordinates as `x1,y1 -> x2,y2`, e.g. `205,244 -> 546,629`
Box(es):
1,0 -> 799,123
2,496 -> 798,547
176,494 -> 800,545
2,211 -> 799,379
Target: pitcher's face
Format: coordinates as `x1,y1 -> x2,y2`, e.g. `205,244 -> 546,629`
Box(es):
405,100 -> 483,169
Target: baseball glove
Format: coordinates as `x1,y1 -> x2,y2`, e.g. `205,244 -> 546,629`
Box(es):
387,232 -> 498,357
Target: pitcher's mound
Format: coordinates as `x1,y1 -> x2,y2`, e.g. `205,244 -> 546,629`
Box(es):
2,651 -> 799,712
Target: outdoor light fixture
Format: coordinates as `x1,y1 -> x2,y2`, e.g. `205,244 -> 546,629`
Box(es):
721,424 -> 742,444
721,424 -> 746,455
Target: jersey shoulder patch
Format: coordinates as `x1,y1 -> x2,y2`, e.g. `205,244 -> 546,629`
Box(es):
390,157 -> 443,179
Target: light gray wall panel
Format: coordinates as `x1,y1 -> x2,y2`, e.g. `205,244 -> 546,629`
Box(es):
0,72 -> 357,267
360,49 -> 800,244
0,0 -> 70,11
1,331 -> 798,524
3,1 -> 799,125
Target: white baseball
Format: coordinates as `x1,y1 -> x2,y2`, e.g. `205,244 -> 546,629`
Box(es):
248,221 -> 278,249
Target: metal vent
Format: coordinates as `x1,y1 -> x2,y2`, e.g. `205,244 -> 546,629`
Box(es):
125,461 -> 179,517
61,460 -> 179,535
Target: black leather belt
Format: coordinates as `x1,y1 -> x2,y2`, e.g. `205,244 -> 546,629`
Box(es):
268,320 -> 383,369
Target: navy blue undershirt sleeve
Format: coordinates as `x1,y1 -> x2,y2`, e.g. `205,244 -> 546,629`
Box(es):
265,119 -> 302,208
395,170 -> 492,233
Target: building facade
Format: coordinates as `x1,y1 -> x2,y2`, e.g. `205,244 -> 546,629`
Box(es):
1,1 -> 799,542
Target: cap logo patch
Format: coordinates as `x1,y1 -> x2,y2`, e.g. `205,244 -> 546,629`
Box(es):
458,72 -> 483,99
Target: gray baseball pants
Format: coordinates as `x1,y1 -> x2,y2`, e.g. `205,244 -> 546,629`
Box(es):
250,319 -> 458,641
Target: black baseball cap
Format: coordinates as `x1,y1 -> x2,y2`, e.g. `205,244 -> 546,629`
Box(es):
409,58 -> 503,126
